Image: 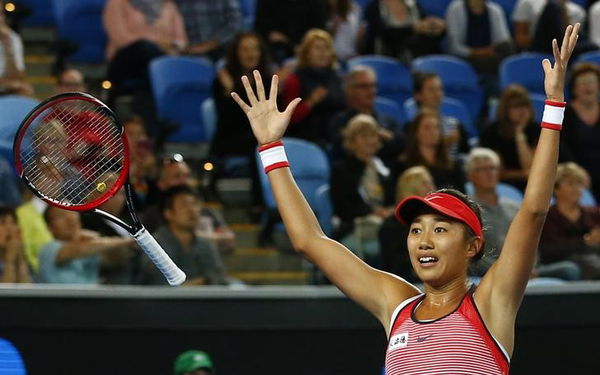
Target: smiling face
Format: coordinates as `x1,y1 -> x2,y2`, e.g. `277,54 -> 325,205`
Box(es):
407,213 -> 480,286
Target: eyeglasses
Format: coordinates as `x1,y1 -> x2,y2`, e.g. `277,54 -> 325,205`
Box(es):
473,166 -> 499,173
351,82 -> 377,89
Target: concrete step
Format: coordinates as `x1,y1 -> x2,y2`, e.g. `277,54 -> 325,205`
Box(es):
228,271 -> 308,285
222,247 -> 304,273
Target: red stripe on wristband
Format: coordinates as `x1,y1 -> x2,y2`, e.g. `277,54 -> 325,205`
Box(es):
264,161 -> 290,173
541,122 -> 563,131
258,140 -> 284,152
544,100 -> 567,107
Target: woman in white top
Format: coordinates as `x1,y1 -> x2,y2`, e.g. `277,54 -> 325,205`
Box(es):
326,0 -> 364,61
445,0 -> 513,74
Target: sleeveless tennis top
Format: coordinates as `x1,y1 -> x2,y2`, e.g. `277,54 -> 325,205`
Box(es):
384,290 -> 510,375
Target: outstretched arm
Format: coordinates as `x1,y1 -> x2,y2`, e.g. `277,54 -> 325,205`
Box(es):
477,24 -> 580,354
231,71 -> 420,331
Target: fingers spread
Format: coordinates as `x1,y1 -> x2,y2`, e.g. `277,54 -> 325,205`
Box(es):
231,92 -> 251,113
242,75 -> 258,105
283,97 -> 302,118
269,75 -> 279,104
254,70 -> 266,101
541,59 -> 552,75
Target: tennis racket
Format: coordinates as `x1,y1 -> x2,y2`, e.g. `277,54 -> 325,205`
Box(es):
13,92 -> 186,286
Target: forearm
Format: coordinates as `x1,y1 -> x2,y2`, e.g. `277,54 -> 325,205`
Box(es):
1,40 -> 23,80
268,168 -> 325,252
56,238 -> 130,264
16,256 -> 31,283
0,261 -> 16,282
521,129 -> 559,214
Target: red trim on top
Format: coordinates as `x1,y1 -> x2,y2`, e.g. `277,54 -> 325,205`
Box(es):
264,161 -> 290,173
258,140 -> 284,152
544,100 -> 566,107
541,122 -> 563,131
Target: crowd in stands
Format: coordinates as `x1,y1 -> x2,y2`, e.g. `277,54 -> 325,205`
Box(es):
0,0 -> 599,286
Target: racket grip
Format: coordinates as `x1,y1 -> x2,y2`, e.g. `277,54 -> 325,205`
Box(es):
133,227 -> 186,286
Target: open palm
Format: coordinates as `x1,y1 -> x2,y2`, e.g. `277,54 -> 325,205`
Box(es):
542,23 -> 580,102
231,71 -> 301,146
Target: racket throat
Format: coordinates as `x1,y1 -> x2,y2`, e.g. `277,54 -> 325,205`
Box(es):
94,208 -> 137,232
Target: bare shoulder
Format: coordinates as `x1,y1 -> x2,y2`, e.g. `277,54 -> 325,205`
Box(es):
378,271 -> 422,333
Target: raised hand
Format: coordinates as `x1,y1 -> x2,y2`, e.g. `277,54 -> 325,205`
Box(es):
231,70 -> 301,146
543,23 -> 580,102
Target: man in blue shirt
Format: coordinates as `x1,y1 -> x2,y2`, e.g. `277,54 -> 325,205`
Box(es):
38,206 -> 131,284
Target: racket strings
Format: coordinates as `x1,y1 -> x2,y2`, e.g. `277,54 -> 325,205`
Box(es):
20,98 -> 125,206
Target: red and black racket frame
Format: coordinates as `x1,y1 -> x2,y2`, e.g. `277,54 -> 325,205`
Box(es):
13,92 -> 142,234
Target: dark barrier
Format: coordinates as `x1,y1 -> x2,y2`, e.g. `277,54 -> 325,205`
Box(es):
1,282 -> 600,375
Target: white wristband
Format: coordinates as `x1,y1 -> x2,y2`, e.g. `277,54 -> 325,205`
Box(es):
541,100 -> 566,131
258,141 -> 289,173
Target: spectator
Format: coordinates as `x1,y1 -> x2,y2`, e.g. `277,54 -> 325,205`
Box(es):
0,207 -> 30,283
539,163 -> 599,279
464,148 -> 519,276
392,109 -> 466,191
39,206 -> 132,284
378,166 -> 435,282
123,116 -> 157,207
282,29 -> 345,145
103,0 -> 187,98
331,114 -> 395,264
175,0 -> 243,61
329,65 -> 405,164
591,1 -> 600,47
0,155 -> 21,207
210,31 -> 271,210
0,1 -> 32,96
326,0 -> 364,61
445,0 -> 513,76
562,63 -> 600,203
81,183 -> 139,284
362,0 -> 445,63
142,157 -> 236,255
255,0 -> 328,63
513,0 -> 585,53
479,84 -> 539,191
54,68 -> 86,94
15,190 -> 52,272
139,185 -> 229,285
412,72 -> 470,161
174,350 -> 214,375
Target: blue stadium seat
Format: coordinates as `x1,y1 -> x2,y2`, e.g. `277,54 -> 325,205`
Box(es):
374,96 -> 407,129
416,0 -> 453,17
581,188 -> 597,207
500,53 -> 551,96
404,97 -> 478,138
149,56 -> 216,143
465,182 -> 524,203
238,0 -> 256,29
575,50 -> 600,66
571,0 -> 588,8
412,55 -> 484,121
347,55 -> 413,107
0,96 -> 39,166
19,0 -> 55,26
491,0 -> 516,31
315,184 -> 333,237
201,98 -> 217,142
256,138 -> 330,223
53,0 -> 107,63
0,338 -> 27,374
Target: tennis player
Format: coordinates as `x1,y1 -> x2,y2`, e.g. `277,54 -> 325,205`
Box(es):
232,24 -> 580,375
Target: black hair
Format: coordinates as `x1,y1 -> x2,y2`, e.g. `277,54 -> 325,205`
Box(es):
417,188 -> 486,261
0,206 -> 17,221
159,185 -> 200,215
412,71 -> 440,95
224,31 -> 271,90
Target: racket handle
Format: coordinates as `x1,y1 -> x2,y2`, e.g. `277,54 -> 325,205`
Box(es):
133,227 -> 186,286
